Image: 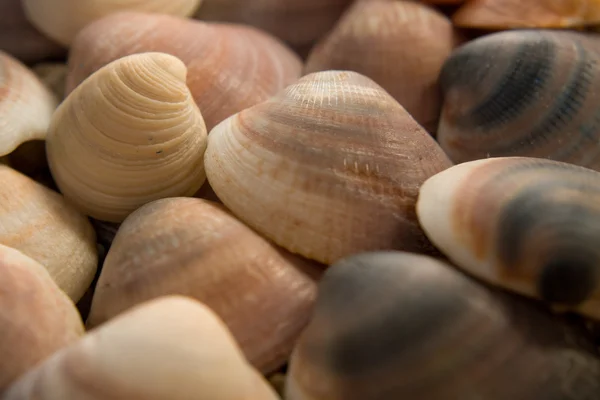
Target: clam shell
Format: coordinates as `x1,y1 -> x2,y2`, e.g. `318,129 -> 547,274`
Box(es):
66,12 -> 302,131
416,157 -> 600,320
0,164 -> 97,302
204,70 -> 453,265
0,244 -> 84,392
1,296 -> 279,400
87,197 -> 322,374
438,30 -> 600,169
0,51 -> 58,157
46,52 -> 208,223
286,251 -> 600,400
21,0 -> 202,47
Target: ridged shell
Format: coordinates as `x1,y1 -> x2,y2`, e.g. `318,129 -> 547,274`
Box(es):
87,197 -> 322,374
21,0 -> 202,47
66,12 -> 302,131
417,157 -> 600,320
0,51 -> 58,157
305,1 -> 463,134
438,30 -> 600,168
453,0 -> 600,29
0,165 -> 97,302
286,251 -> 600,400
1,296 -> 279,400
205,70 -> 453,265
0,244 -> 84,392
46,52 -> 208,223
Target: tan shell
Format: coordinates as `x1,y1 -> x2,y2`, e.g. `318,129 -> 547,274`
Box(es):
0,244 -> 84,392
66,11 -> 302,131
417,157 -> 600,320
21,0 -> 202,47
204,70 -> 453,265
32,63 -> 68,102
0,51 -> 58,158
1,296 -> 279,400
46,52 -> 208,223
286,251 -> 600,400
88,197 -> 322,374
0,165 -> 97,302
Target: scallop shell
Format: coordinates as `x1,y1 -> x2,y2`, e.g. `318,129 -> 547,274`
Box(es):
0,51 -> 58,158
0,164 -> 97,302
87,197 -> 322,374
46,52 -> 208,223
438,30 -> 600,168
0,244 -> 84,392
286,251 -> 600,400
417,157 -> 600,320
21,0 -> 202,47
1,296 -> 280,400
205,70 -> 453,265
66,12 -> 302,131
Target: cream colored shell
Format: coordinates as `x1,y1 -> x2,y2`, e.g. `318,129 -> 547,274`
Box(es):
46,52 -> 208,223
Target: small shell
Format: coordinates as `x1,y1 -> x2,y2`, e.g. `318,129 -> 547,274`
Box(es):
438,30 -> 600,168
32,62 -> 68,102
453,0 -> 600,29
286,251 -> 600,400
87,197 -> 322,374
21,0 -> 202,47
305,0 -> 463,133
66,12 -> 302,131
0,51 -> 58,157
0,165 -> 97,302
46,52 -> 208,223
0,244 -> 84,392
205,70 -> 453,264
416,157 -> 600,320
2,296 -> 280,400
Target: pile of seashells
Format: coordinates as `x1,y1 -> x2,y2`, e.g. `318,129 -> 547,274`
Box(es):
2,0 -> 600,398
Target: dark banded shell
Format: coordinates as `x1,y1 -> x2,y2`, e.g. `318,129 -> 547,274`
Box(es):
416,157 -> 600,320
437,30 -> 600,169
286,251 -> 600,400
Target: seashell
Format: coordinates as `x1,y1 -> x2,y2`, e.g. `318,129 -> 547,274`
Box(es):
204,70 -> 453,265
305,0 -> 463,134
21,0 -> 202,47
194,0 -> 353,48
87,197 -> 322,374
286,251 -> 600,400
1,296 -> 280,400
0,51 -> 58,158
437,29 -> 600,168
452,0 -> 600,30
0,140 -> 55,190
0,244 -> 84,392
46,52 -> 208,223
32,62 -> 68,102
0,165 -> 97,302
416,157 -> 600,320
66,12 -> 302,131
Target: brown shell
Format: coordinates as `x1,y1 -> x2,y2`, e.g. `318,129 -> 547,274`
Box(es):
286,251 -> 600,400
417,157 -> 600,320
87,197 -> 322,374
66,12 -> 302,131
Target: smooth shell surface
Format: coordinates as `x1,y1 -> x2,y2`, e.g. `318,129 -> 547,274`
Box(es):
438,30 -> 600,168
0,165 -> 97,302
1,296 -> 279,400
0,244 -> 84,392
286,251 -> 600,400
21,0 -> 202,47
417,157 -> 600,320
88,197 -> 322,374
305,0 -> 462,133
47,52 -> 208,223
66,12 -> 302,131
0,51 -> 58,157
205,71 -> 453,265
